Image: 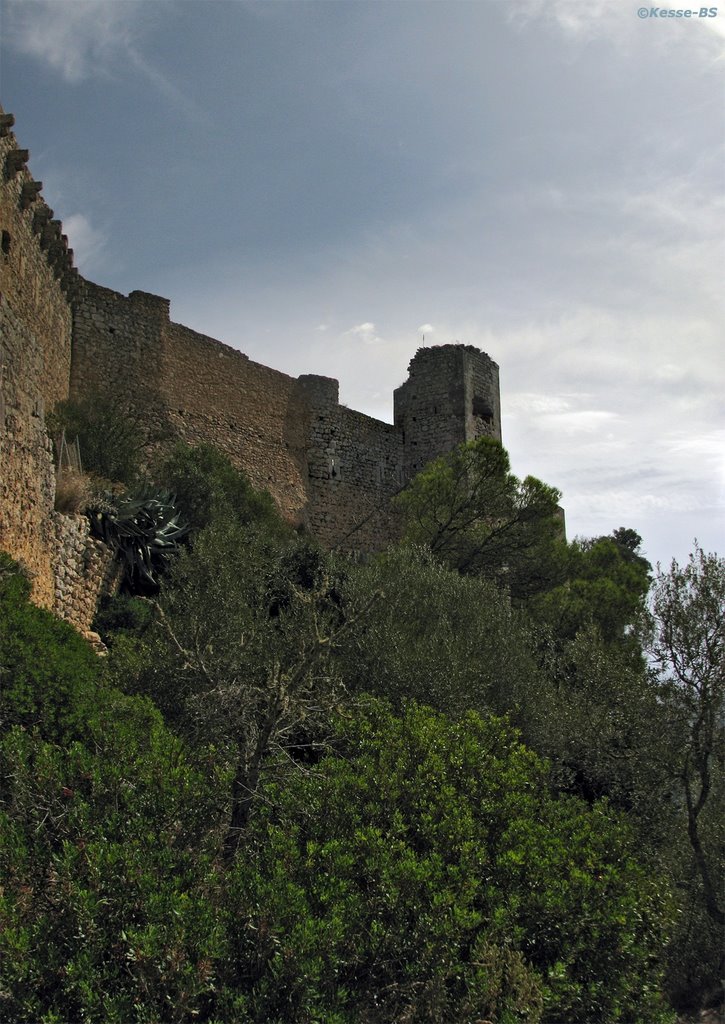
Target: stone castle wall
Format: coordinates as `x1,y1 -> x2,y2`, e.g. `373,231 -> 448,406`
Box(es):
161,316 -> 311,525
52,513 -> 120,636
0,125 -> 75,417
71,280 -> 312,527
69,283 -> 501,551
394,345 -> 501,481
0,113 -> 113,637
299,372 -> 404,549
0,300 -> 59,608
0,106 -> 504,639
0,114 -> 73,610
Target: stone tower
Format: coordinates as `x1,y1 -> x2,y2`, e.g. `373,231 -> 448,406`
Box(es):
394,344 -> 501,481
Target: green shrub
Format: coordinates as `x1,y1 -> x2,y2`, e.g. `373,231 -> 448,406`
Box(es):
152,442 -> 285,538
93,593 -> 155,646
0,553 -> 101,745
222,703 -> 675,1024
0,709 -> 227,1023
0,545 -> 678,1022
333,545 -> 541,720
47,390 -> 148,486
0,551 -> 227,1021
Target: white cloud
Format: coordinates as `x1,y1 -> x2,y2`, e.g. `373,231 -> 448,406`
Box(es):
346,322 -> 384,345
621,176 -> 725,241
5,0 -> 138,82
507,0 -> 635,46
507,393 -> 573,415
568,487 -> 702,524
666,428 -> 725,498
4,0 -> 202,115
472,296 -> 724,564
509,0 -> 725,56
418,323 -> 434,335
540,409 -> 620,434
62,212 -> 107,271
507,390 -> 619,435
655,364 -> 683,381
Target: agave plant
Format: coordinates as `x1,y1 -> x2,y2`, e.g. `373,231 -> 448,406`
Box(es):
89,488 -> 189,591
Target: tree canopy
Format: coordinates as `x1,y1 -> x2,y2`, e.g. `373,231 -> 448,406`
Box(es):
529,529 -> 652,658
395,437 -> 565,599
648,546 -> 724,931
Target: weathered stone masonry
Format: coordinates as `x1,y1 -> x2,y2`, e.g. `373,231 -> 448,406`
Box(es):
0,106 -> 502,634
69,282 -> 502,551
0,110 -> 115,638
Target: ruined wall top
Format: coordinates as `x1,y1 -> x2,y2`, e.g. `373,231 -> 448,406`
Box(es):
405,342 -> 497,369
393,343 -> 502,479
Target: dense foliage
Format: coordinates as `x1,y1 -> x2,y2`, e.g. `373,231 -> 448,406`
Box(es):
151,442 -> 282,538
47,389 -> 151,486
395,437 -> 565,599
1,437 -> 722,1021
225,703 -> 673,1024
0,553 -> 102,746
332,544 -> 541,719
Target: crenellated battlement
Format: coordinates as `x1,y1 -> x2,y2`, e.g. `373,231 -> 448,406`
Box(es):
0,114 -> 80,303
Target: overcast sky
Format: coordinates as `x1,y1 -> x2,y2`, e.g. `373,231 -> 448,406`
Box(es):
1,0 -> 723,568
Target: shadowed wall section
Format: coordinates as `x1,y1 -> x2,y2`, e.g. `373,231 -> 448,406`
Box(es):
161,318 -> 311,527
298,373 -> 404,549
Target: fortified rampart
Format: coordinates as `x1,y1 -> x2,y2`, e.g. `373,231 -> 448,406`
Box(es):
68,279 -> 501,552
0,106 -> 502,636
0,110 -> 115,641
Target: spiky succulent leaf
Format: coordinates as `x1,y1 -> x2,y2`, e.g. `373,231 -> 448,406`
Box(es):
89,489 -> 189,590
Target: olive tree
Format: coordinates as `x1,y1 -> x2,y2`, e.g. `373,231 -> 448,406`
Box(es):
648,544 -> 724,929
119,524 -> 376,863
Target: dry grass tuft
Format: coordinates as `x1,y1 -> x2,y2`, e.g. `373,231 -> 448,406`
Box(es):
54,468 -> 94,513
